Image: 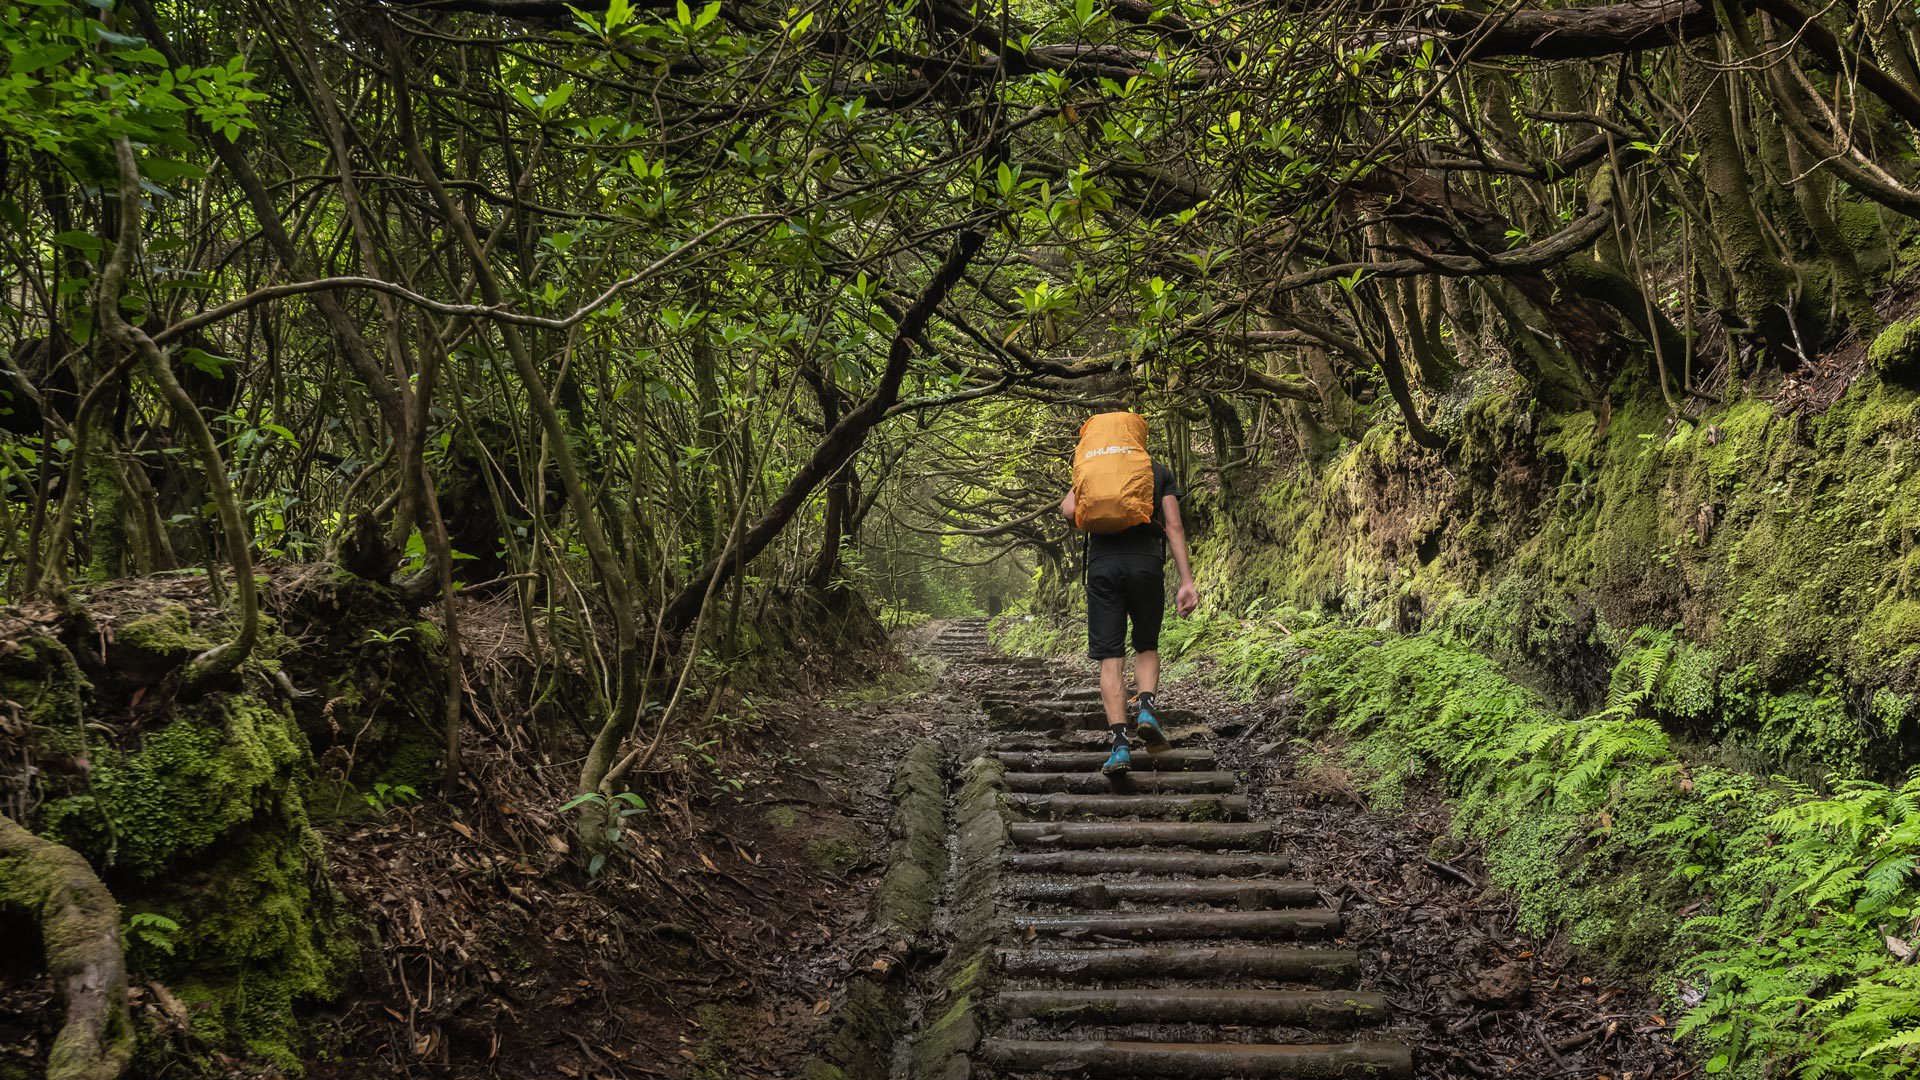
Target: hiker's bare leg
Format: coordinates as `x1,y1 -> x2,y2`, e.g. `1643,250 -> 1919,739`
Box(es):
1101,657 -> 1128,728
1136,651 -> 1159,697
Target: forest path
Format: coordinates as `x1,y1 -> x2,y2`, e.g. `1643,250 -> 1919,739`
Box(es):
906,618 -> 1690,1080
928,618 -> 1412,1078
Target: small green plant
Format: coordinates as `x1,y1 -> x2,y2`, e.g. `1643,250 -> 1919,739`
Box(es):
363,782 -> 420,815
363,626 -> 413,646
126,912 -> 182,955
559,790 -> 648,877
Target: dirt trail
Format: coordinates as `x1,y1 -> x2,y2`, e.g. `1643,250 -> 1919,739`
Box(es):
909,618 -> 1687,1080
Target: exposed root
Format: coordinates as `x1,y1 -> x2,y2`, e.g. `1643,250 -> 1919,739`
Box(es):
0,813 -> 133,1080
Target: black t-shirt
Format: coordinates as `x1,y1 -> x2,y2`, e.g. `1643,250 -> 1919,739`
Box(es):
1088,462 -> 1182,565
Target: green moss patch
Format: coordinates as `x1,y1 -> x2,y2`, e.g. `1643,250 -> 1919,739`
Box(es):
15,628 -> 355,1074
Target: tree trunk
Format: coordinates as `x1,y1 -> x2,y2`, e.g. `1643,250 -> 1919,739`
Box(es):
1683,29 -> 1796,358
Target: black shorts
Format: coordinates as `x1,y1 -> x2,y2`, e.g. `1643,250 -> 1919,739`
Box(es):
1086,556 -> 1165,660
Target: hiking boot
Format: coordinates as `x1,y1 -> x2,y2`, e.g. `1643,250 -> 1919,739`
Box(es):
1134,700 -> 1172,754
1101,743 -> 1132,776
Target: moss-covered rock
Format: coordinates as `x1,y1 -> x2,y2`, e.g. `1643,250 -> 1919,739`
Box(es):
41,695 -> 307,878
113,604 -> 214,679
807,837 -> 859,874
12,615 -> 357,1074
1869,319 -> 1920,382
874,741 -> 944,934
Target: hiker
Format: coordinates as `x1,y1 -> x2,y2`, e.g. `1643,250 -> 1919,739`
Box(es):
1058,413 -> 1199,776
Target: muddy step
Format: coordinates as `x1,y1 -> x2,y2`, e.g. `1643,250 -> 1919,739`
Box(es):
1002,771 -> 1236,793
1009,822 -> 1272,849
994,736 -> 1108,754
1006,851 -> 1293,876
995,750 -> 1217,772
980,1039 -> 1414,1078
979,688 -> 1099,703
1006,879 -> 1321,908
998,988 -> 1388,1026
987,704 -> 1109,730
1007,793 -> 1250,821
996,946 -> 1359,985
1011,909 -> 1340,941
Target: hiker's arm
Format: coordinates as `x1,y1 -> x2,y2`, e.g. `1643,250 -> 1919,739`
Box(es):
1060,489 -> 1077,525
1164,494 -> 1199,617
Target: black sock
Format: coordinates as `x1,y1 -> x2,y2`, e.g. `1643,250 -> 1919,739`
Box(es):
1109,723 -> 1129,748
1137,691 -> 1157,712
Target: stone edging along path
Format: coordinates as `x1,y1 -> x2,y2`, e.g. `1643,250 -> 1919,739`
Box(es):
805,618 -> 1414,1080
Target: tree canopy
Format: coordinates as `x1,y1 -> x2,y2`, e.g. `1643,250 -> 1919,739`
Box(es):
8,0 -> 1920,798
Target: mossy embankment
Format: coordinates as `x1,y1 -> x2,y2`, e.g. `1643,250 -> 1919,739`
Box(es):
1199,373 -> 1920,778
0,573 -> 457,1074
1169,613 -> 1920,1080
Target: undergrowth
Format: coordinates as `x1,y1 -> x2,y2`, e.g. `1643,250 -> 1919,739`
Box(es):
989,612 -> 1080,657
1174,608 -> 1920,1079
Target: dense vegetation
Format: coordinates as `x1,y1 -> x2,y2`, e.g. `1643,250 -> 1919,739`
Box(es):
1151,613 -> 1920,1079
10,0 -> 1920,1074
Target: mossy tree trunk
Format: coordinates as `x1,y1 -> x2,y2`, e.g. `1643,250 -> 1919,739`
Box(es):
1683,28 -> 1799,360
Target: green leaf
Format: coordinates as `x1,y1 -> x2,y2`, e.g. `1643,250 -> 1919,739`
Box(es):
52,231 -> 105,253
180,348 -> 235,376
10,44 -> 81,74
90,25 -> 148,47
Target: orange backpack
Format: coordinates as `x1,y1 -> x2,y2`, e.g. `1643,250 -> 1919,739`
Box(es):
1072,412 -> 1155,534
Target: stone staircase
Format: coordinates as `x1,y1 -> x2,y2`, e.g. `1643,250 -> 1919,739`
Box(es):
925,617 -> 1414,1078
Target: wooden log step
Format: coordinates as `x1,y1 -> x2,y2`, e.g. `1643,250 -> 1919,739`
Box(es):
995,750 -> 1217,772
980,1039 -> 1414,1078
1008,822 -> 1272,849
996,946 -> 1360,986
998,988 -> 1389,1026
993,736 -> 1076,751
1007,793 -> 1249,821
1006,851 -> 1293,876
987,704 -> 1108,730
1006,879 -> 1321,908
1002,771 -> 1237,794
1011,910 -> 1340,941
984,698 -> 1109,714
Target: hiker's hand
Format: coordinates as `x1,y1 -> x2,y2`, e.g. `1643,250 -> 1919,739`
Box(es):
1176,582 -> 1199,618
